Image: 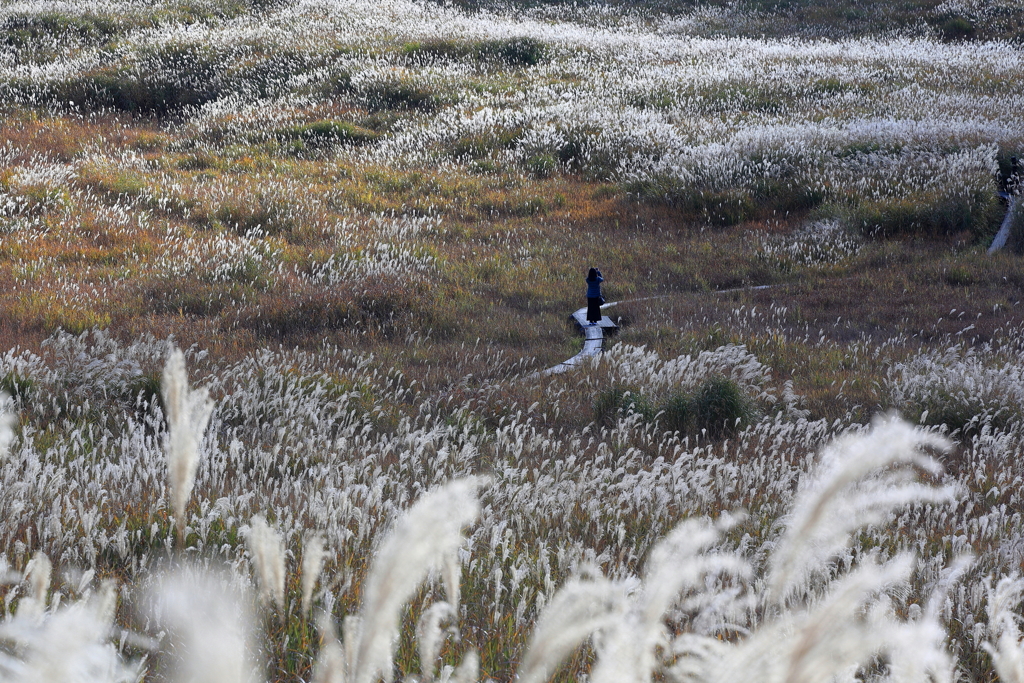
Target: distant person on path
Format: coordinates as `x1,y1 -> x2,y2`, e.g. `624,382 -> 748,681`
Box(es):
586,267 -> 604,325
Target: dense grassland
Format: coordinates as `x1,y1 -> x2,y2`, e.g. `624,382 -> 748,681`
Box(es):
4,0 -> 1024,680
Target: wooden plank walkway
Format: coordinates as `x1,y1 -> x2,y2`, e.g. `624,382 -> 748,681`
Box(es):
535,289 -> 772,378
539,304 -> 618,376
990,194 -> 1018,254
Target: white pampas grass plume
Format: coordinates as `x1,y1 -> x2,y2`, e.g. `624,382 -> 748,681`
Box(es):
353,477 -> 487,683
16,551 -> 52,620
450,648 -> 478,683
768,414 -> 953,602
983,575 -> 1024,683
161,347 -> 214,544
0,576 -> 137,683
247,514 -> 287,615
315,612 -> 348,683
303,532 -> 327,620
0,393 -> 14,461
517,576 -> 628,683
590,517 -> 750,683
151,567 -> 259,683
712,554 -> 927,683
417,601 -> 457,681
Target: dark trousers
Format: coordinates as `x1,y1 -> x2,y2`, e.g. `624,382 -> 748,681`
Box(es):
586,298 -> 602,323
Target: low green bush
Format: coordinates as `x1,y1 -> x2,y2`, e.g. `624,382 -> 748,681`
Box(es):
451,127 -> 524,159
595,387 -> 654,426
1,372 -> 34,407
849,189 -> 1002,240
214,196 -> 297,236
627,176 -> 756,226
659,391 -> 691,434
2,11 -> 120,48
477,37 -> 549,66
403,37 -> 549,67
690,375 -> 752,438
525,153 -> 557,178
276,121 -> 380,150
594,377 -> 754,437
939,16 -> 975,41
362,80 -> 446,112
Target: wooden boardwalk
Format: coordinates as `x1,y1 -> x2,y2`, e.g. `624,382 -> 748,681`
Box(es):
539,303 -> 618,376
989,194 -> 1019,254
535,289 -> 769,377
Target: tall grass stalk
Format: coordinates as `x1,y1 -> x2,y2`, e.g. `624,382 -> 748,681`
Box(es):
152,569 -> 258,683
767,415 -> 954,603
161,348 -> 214,545
350,476 -> 486,683
247,514 -> 287,616
984,576 -> 1024,683
302,532 -> 327,620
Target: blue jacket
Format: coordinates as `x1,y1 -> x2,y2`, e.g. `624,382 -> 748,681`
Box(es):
586,273 -> 604,298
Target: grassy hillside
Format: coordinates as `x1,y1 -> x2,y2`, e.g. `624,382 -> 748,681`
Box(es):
2,0 -> 1024,680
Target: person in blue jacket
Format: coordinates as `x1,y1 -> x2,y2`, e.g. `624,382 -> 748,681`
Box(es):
586,267 -> 604,325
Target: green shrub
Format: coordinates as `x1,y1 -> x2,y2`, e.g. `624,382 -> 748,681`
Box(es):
276,120 -> 379,149
916,393 -> 1011,436
223,48 -> 316,98
362,80 -> 446,112
2,11 -> 121,48
595,387 -> 654,426
939,16 -> 975,40
753,179 -> 826,213
659,391 -> 691,434
402,39 -> 474,62
403,37 -> 549,67
477,37 -> 549,67
690,376 -> 752,438
944,265 -> 975,287
851,190 -> 1002,240
1,372 -> 34,406
125,372 -> 163,412
627,177 -> 756,226
525,153 -> 557,178
214,196 -> 297,236
50,42 -> 228,116
451,127 -> 523,159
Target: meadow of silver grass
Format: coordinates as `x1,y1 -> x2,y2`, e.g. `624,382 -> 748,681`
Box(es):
2,339 -> 1023,681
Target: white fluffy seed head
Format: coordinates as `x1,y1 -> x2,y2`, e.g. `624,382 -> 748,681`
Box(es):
984,575 -> 1024,683
450,649 -> 479,683
2,576 -> 137,682
315,612 -> 348,683
417,601 -> 457,681
0,392 -> 14,462
517,576 -> 628,683
16,551 -> 52,621
768,414 -> 952,603
26,551 -> 52,605
353,477 -> 487,683
302,532 -> 328,619
247,514 -> 287,615
161,347 -> 214,543
150,567 -> 259,683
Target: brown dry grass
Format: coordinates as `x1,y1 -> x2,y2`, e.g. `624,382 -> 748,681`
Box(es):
3,113 -> 1024,433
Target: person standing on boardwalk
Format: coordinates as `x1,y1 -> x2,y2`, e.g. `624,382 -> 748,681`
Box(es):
586,267 -> 604,325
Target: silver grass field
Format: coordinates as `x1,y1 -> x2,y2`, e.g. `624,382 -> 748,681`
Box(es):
1,0 -> 1024,681
3,328 -> 1024,680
